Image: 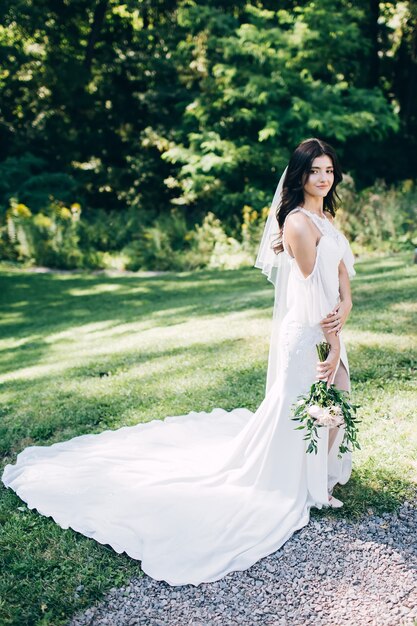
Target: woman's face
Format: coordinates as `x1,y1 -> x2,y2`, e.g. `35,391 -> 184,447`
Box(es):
303,155 -> 334,199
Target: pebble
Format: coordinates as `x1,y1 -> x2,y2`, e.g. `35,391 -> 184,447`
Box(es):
69,494 -> 417,626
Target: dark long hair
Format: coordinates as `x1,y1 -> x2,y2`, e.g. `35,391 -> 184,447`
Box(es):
273,137 -> 343,254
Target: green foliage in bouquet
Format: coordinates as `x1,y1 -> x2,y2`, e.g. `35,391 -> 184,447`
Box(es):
291,342 -> 361,457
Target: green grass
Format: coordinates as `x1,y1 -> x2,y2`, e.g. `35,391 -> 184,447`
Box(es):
1,252 -> 416,625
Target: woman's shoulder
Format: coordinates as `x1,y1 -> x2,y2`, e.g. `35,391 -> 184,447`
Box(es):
284,208 -> 312,230
324,210 -> 334,223
283,210 -> 316,245
284,207 -> 304,223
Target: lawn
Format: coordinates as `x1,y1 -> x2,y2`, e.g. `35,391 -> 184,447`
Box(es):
1,252 -> 416,626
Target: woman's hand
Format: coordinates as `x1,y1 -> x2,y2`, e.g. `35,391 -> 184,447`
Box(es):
320,299 -> 352,337
316,345 -> 341,388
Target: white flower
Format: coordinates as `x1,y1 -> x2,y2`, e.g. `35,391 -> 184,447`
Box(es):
328,405 -> 345,426
315,407 -> 334,426
329,404 -> 343,416
305,403 -> 345,428
307,404 -> 322,418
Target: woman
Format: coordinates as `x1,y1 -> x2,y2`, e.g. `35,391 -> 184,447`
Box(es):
2,137 -> 356,587
257,137 -> 354,478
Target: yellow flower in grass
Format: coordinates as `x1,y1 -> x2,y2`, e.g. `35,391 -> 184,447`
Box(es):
261,206 -> 269,220
33,213 -> 53,229
243,205 -> 262,225
70,202 -> 82,220
13,203 -> 32,218
59,207 -> 72,220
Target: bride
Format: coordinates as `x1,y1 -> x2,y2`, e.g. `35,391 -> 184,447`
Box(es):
2,137 -> 356,587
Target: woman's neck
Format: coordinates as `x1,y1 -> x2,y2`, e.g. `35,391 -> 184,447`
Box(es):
299,198 -> 325,218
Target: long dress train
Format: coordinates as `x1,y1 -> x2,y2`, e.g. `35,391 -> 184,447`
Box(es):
1,207 -> 356,586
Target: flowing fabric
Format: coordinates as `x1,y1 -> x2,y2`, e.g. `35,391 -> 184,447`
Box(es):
254,165 -> 288,286
2,208 -> 356,587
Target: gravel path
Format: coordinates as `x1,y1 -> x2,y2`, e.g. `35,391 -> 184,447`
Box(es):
69,496 -> 417,626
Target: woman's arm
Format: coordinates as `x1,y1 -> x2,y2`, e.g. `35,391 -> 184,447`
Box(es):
284,213 -> 340,386
283,213 -> 318,279
338,260 -> 352,308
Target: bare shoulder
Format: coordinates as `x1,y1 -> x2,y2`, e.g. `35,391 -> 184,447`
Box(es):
285,211 -> 314,245
284,210 -> 316,251
284,210 -> 318,274
324,210 -> 334,223
284,210 -> 312,236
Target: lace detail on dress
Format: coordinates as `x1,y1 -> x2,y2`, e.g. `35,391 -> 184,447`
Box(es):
282,207 -> 343,259
297,208 -> 344,248
278,319 -> 325,377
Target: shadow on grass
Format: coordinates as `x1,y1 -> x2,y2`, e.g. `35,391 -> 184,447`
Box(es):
1,253 -> 415,350
348,343 -> 416,384
1,262 -> 415,383
0,267 -> 272,342
0,336 -> 268,460
354,251 -> 415,274
0,337 -> 53,375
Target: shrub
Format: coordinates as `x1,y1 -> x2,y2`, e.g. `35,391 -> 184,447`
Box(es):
5,200 -> 85,269
241,204 -> 270,256
122,211 -> 251,272
0,153 -> 80,213
337,175 -> 417,254
1,172 -> 415,271
184,212 -> 248,270
122,210 -> 190,271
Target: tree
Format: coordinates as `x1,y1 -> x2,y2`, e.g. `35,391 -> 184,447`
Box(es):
160,2 -> 399,230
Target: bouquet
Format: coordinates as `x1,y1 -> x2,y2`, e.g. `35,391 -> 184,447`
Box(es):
291,341 -> 361,457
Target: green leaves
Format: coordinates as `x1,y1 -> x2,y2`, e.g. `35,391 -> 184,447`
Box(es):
0,0 -> 415,267
160,2 -> 401,227
316,341 -> 331,363
292,342 -> 362,456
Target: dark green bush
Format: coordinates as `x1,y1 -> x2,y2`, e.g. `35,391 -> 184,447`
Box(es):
0,153 -> 80,213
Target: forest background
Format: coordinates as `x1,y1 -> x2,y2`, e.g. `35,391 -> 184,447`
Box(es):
1,0 -> 416,272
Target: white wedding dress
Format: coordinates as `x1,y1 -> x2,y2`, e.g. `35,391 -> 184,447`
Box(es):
2,208 -> 356,587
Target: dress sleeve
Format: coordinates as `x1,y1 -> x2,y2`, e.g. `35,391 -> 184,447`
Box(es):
287,241 -> 341,327
341,238 -> 356,278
